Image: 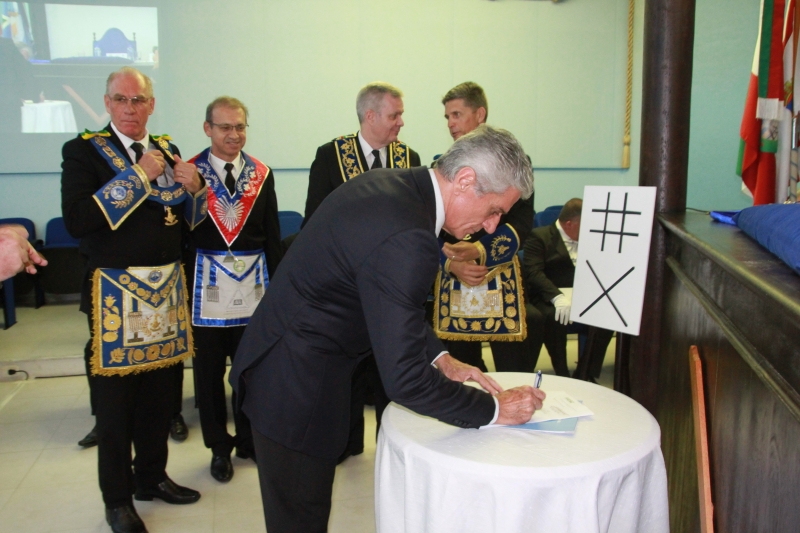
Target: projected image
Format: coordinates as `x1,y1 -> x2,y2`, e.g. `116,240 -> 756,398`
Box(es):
0,2 -> 158,137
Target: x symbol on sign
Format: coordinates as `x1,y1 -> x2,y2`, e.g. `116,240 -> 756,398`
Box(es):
579,261 -> 635,327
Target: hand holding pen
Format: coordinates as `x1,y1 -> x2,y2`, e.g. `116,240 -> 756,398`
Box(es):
495,372 -> 547,425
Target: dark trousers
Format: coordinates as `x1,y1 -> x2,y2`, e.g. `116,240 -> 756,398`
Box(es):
526,302 -> 614,378
84,318 -> 182,418
92,360 -> 180,507
525,302 -> 569,376
447,338 -> 536,373
192,325 -> 252,456
253,429 -> 337,533
573,326 -> 615,379
345,355 -> 389,455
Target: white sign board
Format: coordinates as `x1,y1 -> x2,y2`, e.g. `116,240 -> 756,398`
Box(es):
570,186 -> 657,336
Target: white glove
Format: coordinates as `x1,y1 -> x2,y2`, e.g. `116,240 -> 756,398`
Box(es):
552,293 -> 572,325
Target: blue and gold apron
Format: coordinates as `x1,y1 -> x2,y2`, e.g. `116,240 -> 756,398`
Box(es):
90,261 -> 193,376
433,225 -> 527,341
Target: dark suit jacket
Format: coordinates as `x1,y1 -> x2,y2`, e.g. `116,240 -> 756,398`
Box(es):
522,223 -> 574,306
61,124 -> 188,313
230,166 -> 496,459
301,136 -> 421,226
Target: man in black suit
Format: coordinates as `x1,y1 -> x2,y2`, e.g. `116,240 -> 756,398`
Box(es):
186,96 -> 283,483
301,81 -> 421,225
231,125 -> 546,533
434,82 -> 535,372
61,67 -> 205,533
301,82 -> 422,462
522,199 -> 614,380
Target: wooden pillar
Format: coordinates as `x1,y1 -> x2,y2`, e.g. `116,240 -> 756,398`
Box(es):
628,0 -> 695,412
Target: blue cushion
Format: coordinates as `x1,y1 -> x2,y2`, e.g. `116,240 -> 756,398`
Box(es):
734,204 -> 800,275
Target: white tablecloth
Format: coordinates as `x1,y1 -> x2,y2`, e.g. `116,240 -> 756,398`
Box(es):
21,101 -> 78,133
375,373 -> 669,533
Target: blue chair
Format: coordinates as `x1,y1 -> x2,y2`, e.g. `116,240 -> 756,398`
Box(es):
533,205 -> 563,228
0,217 -> 45,309
278,211 -> 304,241
44,217 -> 80,247
39,217 -> 85,295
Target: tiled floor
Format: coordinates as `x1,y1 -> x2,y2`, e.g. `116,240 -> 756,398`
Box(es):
0,304 -> 616,532
0,370 -> 378,533
0,304 -> 86,363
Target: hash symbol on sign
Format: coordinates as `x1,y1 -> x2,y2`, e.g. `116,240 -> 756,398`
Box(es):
589,192 -> 641,253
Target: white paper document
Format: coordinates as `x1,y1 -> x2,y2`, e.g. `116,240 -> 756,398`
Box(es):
485,391 -> 594,430
529,391 -> 593,423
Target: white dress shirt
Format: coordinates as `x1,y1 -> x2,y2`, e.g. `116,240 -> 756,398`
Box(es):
208,151 -> 244,184
555,219 -> 578,266
357,131 -> 386,169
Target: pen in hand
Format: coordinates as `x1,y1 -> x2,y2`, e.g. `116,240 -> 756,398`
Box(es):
534,370 -> 542,389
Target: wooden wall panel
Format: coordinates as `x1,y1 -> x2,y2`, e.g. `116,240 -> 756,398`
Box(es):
656,213 -> 800,533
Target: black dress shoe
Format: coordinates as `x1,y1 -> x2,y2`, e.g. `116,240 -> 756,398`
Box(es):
134,476 -> 200,505
169,414 -> 188,442
105,504 -> 147,533
210,454 -> 233,482
78,425 -> 98,448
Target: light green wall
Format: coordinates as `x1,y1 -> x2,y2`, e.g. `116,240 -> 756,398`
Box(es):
156,0 -> 631,169
0,0 -> 759,238
687,0 -> 761,211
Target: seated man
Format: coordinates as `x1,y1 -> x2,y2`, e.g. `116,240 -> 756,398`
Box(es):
522,199 -> 614,381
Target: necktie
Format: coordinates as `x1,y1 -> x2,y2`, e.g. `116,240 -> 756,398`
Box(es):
131,142 -> 144,163
224,163 -> 236,195
370,149 -> 382,170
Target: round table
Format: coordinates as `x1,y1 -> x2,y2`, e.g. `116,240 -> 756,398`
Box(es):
375,373 -> 669,533
21,101 -> 78,133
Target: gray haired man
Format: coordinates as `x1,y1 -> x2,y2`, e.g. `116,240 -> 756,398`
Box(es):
231,124 -> 545,533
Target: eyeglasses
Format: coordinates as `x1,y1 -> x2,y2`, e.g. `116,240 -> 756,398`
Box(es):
110,95 -> 151,107
210,122 -> 248,133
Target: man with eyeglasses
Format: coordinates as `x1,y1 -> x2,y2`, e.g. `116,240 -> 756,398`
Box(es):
185,96 -> 283,483
61,66 -> 207,533
300,81 -> 422,464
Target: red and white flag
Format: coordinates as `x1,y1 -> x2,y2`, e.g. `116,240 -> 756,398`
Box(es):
777,0 -> 797,203
737,0 -> 787,205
